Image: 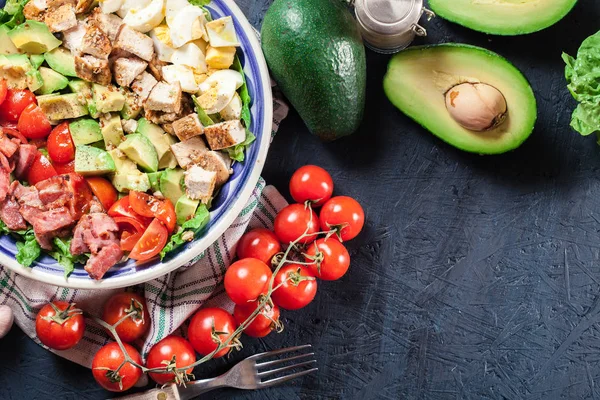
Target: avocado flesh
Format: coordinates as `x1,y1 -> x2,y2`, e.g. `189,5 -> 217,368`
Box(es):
36,67 -> 68,95
383,44 -> 537,155
160,168 -> 185,206
429,0 -> 578,35
8,20 -> 61,54
45,47 -> 77,77
0,25 -> 19,55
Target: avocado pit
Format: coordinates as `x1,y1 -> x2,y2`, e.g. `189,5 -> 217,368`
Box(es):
445,82 -> 507,132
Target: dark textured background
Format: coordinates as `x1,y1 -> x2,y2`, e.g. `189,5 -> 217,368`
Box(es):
2,0 -> 600,399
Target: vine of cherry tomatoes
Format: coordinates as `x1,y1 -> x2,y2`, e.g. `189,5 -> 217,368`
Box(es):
32,165 -> 364,393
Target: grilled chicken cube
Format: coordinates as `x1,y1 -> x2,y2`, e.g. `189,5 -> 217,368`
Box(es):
145,81 -> 182,114
75,0 -> 94,14
23,0 -> 47,22
172,113 -> 204,141
184,165 -> 216,204
75,55 -> 112,86
170,136 -> 207,169
121,119 -> 138,134
131,72 -> 158,103
80,22 -> 112,59
148,55 -> 167,81
89,8 -> 123,42
203,120 -> 246,150
62,21 -> 86,52
195,151 -> 232,187
44,4 -> 77,32
113,25 -> 155,62
112,57 -> 147,87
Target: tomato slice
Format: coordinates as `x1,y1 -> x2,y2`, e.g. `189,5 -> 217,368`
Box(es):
27,151 -> 58,185
1,127 -> 28,144
47,122 -> 75,163
113,216 -> 146,252
86,177 -> 117,211
0,89 -> 36,123
66,173 -> 93,218
129,219 -> 168,261
16,103 -> 51,139
129,191 -> 176,233
108,196 -> 152,227
0,79 -> 7,105
53,160 -> 75,174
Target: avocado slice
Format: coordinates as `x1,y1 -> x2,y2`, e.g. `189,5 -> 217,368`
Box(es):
160,168 -> 185,206
108,149 -> 151,192
44,47 -> 77,77
100,113 -> 125,149
429,0 -> 578,36
68,80 -> 98,118
36,67 -> 68,95
117,134 -> 159,172
0,25 -> 19,55
147,171 -> 162,193
29,54 -> 44,69
8,20 -> 61,54
92,84 -> 125,114
136,118 -> 178,168
383,44 -> 537,155
261,0 -> 366,141
121,90 -> 142,120
37,93 -> 88,120
27,68 -> 44,92
75,145 -> 116,175
70,119 -> 103,146
175,195 -> 199,225
0,54 -> 32,89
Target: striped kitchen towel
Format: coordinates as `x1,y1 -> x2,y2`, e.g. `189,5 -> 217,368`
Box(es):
0,86 -> 289,367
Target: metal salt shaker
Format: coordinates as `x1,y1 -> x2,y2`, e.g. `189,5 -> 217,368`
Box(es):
352,0 -> 435,54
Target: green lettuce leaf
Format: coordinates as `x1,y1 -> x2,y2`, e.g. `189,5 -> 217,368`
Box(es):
226,130 -> 255,162
226,55 -> 255,162
48,237 -> 88,278
191,95 -> 215,126
2,0 -> 29,28
563,31 -> 600,136
16,230 -> 41,268
160,204 -> 210,259
188,0 -> 211,7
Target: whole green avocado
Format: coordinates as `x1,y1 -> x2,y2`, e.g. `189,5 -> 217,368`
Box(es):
261,0 -> 367,141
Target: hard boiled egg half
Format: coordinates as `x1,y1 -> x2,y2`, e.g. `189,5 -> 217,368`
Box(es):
196,69 -> 243,114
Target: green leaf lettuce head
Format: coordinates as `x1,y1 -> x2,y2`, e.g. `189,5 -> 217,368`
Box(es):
563,30 -> 600,136
160,204 -> 210,259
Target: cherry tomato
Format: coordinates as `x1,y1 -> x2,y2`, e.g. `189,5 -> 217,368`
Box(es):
224,258 -> 272,305
35,301 -> 85,350
274,204 -> 320,244
17,103 -> 51,140
0,89 -> 36,123
53,160 -> 76,174
305,238 -> 350,281
233,301 -> 280,338
147,336 -> 196,385
92,342 -> 143,392
319,196 -> 364,241
87,177 -> 118,211
27,151 -> 57,185
271,265 -> 317,310
102,292 -> 150,343
0,79 -> 7,105
129,218 -> 168,261
1,127 -> 27,144
236,228 -> 281,265
289,165 -> 334,207
65,172 -> 94,219
188,308 -> 237,358
108,196 -> 152,227
129,191 -> 176,233
113,216 -> 146,252
46,122 -> 74,162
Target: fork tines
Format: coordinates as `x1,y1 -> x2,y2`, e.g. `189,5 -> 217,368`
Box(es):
251,344 -> 318,388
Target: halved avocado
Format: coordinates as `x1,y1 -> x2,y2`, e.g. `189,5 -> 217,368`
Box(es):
383,44 -> 537,155
429,0 -> 578,36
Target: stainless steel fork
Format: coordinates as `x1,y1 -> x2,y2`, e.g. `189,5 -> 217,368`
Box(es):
113,344 -> 317,399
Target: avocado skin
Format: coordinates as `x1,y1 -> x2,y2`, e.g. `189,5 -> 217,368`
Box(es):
261,0 -> 366,141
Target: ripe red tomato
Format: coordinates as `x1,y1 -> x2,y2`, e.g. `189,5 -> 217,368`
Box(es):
274,204 -> 320,244
27,151 -> 57,185
102,292 -> 150,343
86,177 -> 118,211
17,103 -> 51,140
0,79 -> 7,105
319,196 -> 364,241
224,258 -> 272,305
233,301 -> 280,338
113,216 -> 146,252
92,342 -> 143,392
271,265 -> 317,310
0,89 -> 36,123
289,165 -> 334,207
236,228 -> 281,265
46,122 -> 74,162
305,238 -> 350,281
53,160 -> 75,174
147,336 -> 196,385
129,191 -> 176,233
188,308 -> 237,358
129,218 -> 168,261
108,196 -> 152,227
35,301 -> 85,350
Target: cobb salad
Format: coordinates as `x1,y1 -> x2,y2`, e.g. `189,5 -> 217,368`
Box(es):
0,0 -> 254,279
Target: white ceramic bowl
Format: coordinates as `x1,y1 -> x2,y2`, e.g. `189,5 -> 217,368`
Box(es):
0,0 -> 273,289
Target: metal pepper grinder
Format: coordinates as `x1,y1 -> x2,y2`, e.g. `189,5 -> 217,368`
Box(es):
352,0 -> 435,54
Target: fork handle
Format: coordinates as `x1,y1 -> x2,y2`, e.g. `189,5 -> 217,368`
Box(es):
178,377 -> 226,400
